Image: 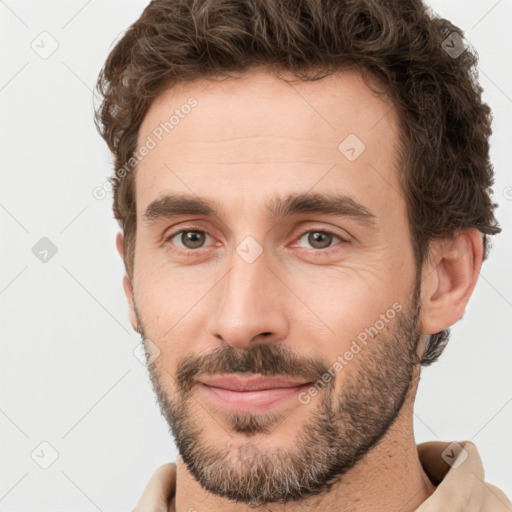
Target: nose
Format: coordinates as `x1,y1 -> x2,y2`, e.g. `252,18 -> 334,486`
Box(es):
206,244 -> 289,349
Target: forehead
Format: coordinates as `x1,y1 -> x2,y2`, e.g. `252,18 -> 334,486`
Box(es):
135,67 -> 403,218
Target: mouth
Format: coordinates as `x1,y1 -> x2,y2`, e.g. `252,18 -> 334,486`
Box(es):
197,375 -> 313,413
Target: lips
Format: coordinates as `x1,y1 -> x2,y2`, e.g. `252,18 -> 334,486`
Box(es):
197,375 -> 311,392
197,374 -> 313,413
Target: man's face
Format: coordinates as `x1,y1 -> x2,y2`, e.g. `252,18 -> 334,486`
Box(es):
129,67 -> 425,505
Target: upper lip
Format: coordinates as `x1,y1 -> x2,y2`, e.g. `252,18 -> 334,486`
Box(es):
198,375 -> 311,391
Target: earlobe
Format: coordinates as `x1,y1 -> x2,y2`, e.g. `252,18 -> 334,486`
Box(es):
419,230 -> 484,335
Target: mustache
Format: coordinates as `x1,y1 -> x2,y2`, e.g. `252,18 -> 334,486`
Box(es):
174,343 -> 330,394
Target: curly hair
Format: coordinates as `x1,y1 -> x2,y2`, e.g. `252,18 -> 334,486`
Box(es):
94,0 -> 500,366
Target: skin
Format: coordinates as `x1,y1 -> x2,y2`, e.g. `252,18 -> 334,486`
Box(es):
117,66 -> 484,511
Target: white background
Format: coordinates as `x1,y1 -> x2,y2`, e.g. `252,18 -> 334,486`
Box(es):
0,1 -> 511,510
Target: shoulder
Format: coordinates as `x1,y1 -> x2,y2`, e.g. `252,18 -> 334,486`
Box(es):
416,440 -> 512,511
131,463 -> 177,512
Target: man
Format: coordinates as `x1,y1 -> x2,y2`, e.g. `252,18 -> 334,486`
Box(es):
94,0 -> 511,510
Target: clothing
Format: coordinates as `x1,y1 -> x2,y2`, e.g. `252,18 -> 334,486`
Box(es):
132,440 -> 512,511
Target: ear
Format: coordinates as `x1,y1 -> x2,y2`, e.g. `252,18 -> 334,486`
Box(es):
116,231 -> 138,332
419,229 -> 484,335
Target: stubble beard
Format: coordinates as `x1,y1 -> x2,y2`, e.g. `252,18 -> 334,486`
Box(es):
137,282 -> 423,507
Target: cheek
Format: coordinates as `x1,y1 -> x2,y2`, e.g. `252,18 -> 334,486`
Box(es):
290,261 -> 402,312
133,265 -> 190,355
133,261 -> 218,375
284,265 -> 406,356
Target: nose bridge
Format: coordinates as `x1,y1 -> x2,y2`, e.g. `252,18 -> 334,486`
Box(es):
232,243 -> 267,301
207,240 -> 287,346
222,244 -> 272,321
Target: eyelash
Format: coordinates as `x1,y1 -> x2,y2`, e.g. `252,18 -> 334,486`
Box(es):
164,227 -> 347,258
292,228 -> 347,257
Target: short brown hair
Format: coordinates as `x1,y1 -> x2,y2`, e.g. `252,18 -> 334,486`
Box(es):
94,0 -> 500,366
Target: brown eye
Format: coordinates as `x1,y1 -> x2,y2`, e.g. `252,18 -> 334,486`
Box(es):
297,230 -> 341,250
167,230 -> 210,250
181,231 -> 206,249
307,231 -> 333,249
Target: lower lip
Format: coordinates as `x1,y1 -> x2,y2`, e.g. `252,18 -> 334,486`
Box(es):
199,383 -> 311,413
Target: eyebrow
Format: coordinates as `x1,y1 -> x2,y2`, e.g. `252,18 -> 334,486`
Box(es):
143,192 -> 376,227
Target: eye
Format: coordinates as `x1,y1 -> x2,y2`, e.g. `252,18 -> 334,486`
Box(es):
164,227 -> 348,256
295,229 -> 346,250
166,229 -> 213,250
